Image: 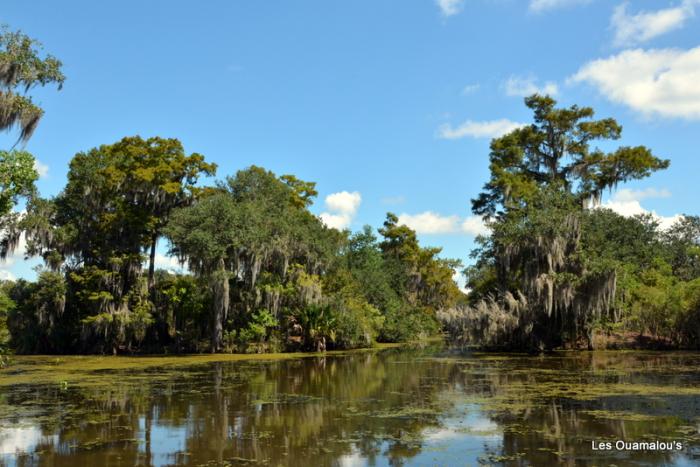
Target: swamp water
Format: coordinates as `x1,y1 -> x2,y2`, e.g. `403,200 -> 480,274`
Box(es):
1,345 -> 700,466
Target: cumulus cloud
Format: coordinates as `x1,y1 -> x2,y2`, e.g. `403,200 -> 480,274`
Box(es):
33,160 -> 49,179
570,46 -> 700,119
530,0 -> 592,13
600,187 -> 681,230
397,211 -> 489,236
0,270 -> 16,281
437,119 -> 527,139
461,216 -> 490,236
503,75 -> 559,97
435,0 -> 464,17
319,191 -> 362,230
0,231 -> 28,281
611,1 -> 698,47
611,187 -> 671,202
152,253 -> 187,273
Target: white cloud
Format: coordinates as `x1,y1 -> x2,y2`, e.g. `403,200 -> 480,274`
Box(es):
319,191 -> 362,230
153,253 -> 187,273
611,1 -> 698,47
33,160 -> 48,179
0,270 -> 16,281
0,231 -> 28,281
0,232 -> 27,268
611,187 -> 671,202
397,211 -> 488,236
529,0 -> 592,13
325,191 -> 361,216
319,213 -> 351,230
398,212 -> 460,234
600,188 -> 681,230
461,83 -> 480,95
570,46 -> 700,119
436,0 -> 464,17
461,216 -> 490,236
437,119 -> 527,139
503,75 -> 559,97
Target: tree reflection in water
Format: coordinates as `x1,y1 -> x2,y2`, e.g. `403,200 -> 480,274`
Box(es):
1,348 -> 700,466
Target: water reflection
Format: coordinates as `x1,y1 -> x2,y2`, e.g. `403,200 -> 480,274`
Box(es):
1,348 -> 700,466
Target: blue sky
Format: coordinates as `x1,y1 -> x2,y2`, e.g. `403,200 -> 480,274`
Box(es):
2,0 -> 700,281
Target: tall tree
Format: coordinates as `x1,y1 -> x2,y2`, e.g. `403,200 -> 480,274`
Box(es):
472,95 -> 669,219
0,26 -> 64,259
459,95 -> 670,350
17,136 -> 214,353
165,166 -> 341,351
0,26 -> 64,142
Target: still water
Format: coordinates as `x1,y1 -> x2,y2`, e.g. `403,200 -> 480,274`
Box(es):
1,345 -> 700,466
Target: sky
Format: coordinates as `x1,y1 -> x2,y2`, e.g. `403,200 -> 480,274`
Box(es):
2,0 -> 700,282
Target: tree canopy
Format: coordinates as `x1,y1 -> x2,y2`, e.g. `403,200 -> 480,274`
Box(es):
472,95 -> 669,219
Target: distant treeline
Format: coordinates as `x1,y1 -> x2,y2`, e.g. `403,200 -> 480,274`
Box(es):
0,142 -> 462,354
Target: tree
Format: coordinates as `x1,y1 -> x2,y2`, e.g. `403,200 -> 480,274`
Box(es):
0,26 -> 63,259
14,136 -> 214,353
85,136 -> 217,291
376,213 -> 462,341
472,95 -> 669,219
453,95 -> 670,350
163,192 -> 239,351
1,26 -> 64,142
0,150 -> 38,262
165,166 -> 341,352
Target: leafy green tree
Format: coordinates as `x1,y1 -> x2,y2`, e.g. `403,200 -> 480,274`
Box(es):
151,271 -> 210,352
344,225 -> 401,316
456,95 -> 669,350
0,150 -> 38,261
377,213 -> 462,341
165,166 -> 342,352
5,271 -> 70,353
0,26 -> 63,261
13,136 -> 214,353
0,282 -> 13,366
164,192 -> 239,352
472,95 -> 669,219
0,150 -> 37,216
662,216 -> 700,282
1,26 -> 64,142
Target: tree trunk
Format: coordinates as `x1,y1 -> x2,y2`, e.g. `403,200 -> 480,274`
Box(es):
211,258 -> 229,353
148,232 -> 158,293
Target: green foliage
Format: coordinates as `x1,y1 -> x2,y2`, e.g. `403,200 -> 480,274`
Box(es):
0,26 -> 64,142
6,137 -> 215,354
0,283 -> 13,366
5,271 -> 71,353
472,95 -> 669,219
237,309 -> 279,353
5,160 -> 461,354
453,96 -> 673,351
0,150 -> 37,216
0,150 -> 38,260
152,272 -> 210,352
